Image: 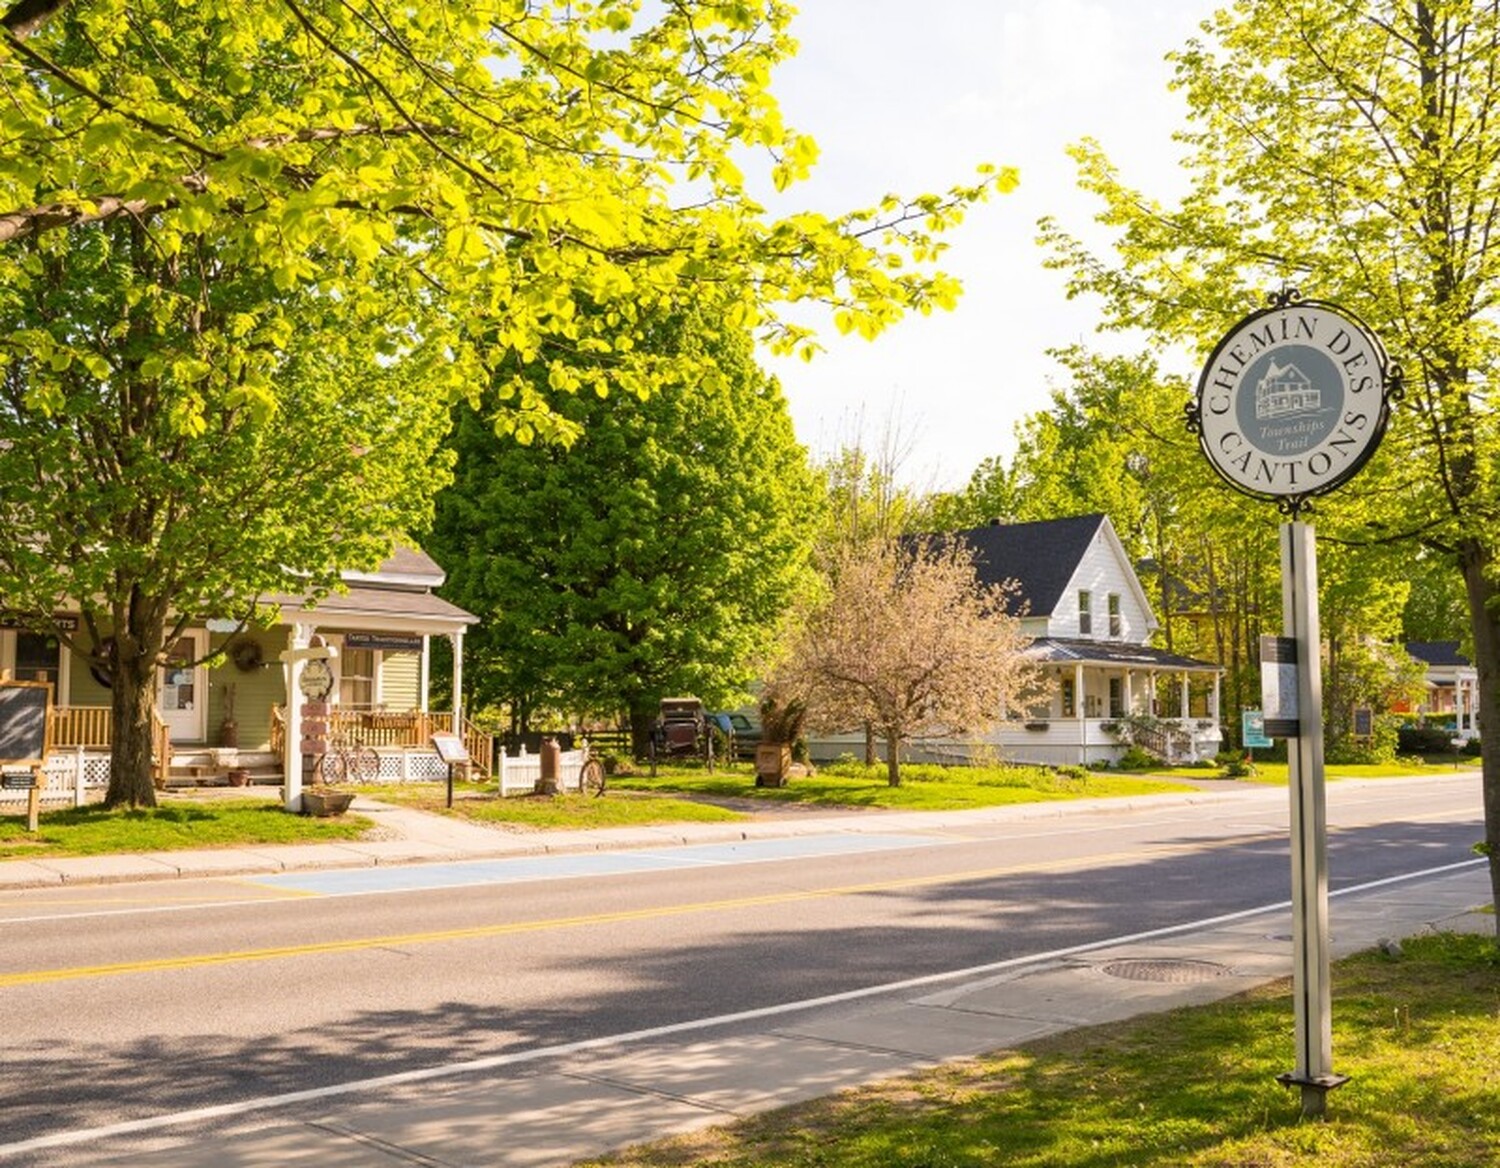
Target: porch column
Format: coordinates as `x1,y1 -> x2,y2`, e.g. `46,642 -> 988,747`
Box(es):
449,629 -> 465,735
1124,669 -> 1134,715
419,635 -> 431,714
1075,663 -> 1087,761
282,623 -> 313,813
1180,672 -> 1190,719
1211,671 -> 1221,723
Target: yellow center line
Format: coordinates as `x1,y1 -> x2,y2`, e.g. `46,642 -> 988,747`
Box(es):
0,835 -> 1279,989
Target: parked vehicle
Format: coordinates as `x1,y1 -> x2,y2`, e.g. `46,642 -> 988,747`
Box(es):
655,697 -> 705,757
710,711 -> 761,760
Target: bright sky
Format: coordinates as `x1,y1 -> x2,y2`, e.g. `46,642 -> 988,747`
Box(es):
760,1 -> 1215,491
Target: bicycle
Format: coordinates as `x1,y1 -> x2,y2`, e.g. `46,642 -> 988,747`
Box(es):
316,732 -> 381,785
579,753 -> 606,797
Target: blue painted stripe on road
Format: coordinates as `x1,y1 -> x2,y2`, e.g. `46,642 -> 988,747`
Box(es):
249,833 -> 940,898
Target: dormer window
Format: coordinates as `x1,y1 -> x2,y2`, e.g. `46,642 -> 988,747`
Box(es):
1108,593 -> 1122,637
1078,589 -> 1092,636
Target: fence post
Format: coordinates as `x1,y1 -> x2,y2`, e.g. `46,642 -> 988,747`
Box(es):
498,747 -> 508,796
74,746 -> 86,807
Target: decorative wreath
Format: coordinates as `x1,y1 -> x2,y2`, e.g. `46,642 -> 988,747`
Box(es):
230,639 -> 265,672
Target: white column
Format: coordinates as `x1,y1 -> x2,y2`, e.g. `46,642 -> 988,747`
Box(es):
282,623 -> 313,813
1124,669 -> 1134,715
1075,663 -> 1087,762
1211,672 -> 1222,722
1180,672 -> 1191,720
419,635 -> 431,713
449,629 -> 465,736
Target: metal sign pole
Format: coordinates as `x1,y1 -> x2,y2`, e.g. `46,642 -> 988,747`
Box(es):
1191,292 -> 1396,1121
1276,520 -> 1346,1117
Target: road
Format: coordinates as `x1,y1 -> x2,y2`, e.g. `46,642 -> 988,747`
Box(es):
0,773 -> 1485,1162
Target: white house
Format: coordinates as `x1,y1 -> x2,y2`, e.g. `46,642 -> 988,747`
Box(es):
808,514 -> 1223,767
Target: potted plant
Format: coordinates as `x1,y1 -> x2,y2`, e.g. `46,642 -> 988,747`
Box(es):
756,695 -> 806,788
301,778 -> 355,817
301,748 -> 356,816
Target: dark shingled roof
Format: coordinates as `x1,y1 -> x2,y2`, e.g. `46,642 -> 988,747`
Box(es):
1028,636 -> 1218,671
1406,641 -> 1470,667
943,514 -> 1109,619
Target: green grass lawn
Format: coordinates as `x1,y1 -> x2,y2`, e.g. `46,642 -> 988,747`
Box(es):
1212,758 -> 1482,786
584,931 -> 1500,1168
0,798 -> 371,859
354,781 -> 749,829
609,758 -> 1200,810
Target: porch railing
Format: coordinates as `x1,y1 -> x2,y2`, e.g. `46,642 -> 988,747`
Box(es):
45,706 -> 173,787
271,707 -> 492,778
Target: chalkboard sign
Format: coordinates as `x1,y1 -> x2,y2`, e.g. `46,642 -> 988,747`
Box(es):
1352,707 -> 1374,739
0,680 -> 50,765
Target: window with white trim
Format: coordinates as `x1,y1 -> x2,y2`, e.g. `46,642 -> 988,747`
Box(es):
1108,593 -> 1122,637
1078,590 -> 1092,636
339,646 -> 376,709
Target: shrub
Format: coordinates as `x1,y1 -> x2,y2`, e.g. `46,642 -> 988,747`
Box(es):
1397,724 -> 1460,755
1222,753 -> 1257,778
1117,745 -> 1156,770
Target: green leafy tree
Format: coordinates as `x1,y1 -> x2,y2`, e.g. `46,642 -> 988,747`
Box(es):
921,455 -> 1023,533
1041,0 -> 1500,920
0,224 -> 452,807
0,1 -> 1010,806
430,308 -> 821,754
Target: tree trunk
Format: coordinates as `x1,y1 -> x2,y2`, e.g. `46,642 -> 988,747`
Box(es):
1458,536 -> 1500,933
863,721 -> 876,766
885,730 -> 901,787
104,645 -> 161,809
629,706 -> 655,760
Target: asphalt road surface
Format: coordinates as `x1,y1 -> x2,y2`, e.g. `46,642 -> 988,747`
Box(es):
0,773 -> 1484,1161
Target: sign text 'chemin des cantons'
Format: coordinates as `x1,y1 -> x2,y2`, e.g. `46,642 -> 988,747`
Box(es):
1188,294 -> 1401,511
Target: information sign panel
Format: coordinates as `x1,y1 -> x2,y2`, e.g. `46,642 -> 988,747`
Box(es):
1260,636 -> 1301,737
1242,709 -> 1274,749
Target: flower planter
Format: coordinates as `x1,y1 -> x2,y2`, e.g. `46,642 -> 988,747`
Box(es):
301,788 -> 354,817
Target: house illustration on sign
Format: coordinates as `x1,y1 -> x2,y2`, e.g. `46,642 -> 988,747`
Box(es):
1255,361 -> 1321,419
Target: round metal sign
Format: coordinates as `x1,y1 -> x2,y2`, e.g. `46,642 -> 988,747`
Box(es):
1189,296 -> 1399,511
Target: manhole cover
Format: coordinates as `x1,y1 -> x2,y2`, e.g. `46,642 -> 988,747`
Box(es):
1100,958 -> 1232,984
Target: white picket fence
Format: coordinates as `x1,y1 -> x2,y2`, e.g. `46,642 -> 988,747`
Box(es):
495,745 -> 592,797
1,744 -> 597,806
0,747 -> 107,808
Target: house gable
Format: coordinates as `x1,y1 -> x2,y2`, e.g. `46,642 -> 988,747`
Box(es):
1053,517 -> 1157,643
951,514 -> 1157,642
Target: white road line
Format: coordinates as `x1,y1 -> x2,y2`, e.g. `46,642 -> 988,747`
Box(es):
0,856 -> 1485,1161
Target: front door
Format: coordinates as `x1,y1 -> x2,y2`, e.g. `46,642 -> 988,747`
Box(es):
158,633 -> 207,742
